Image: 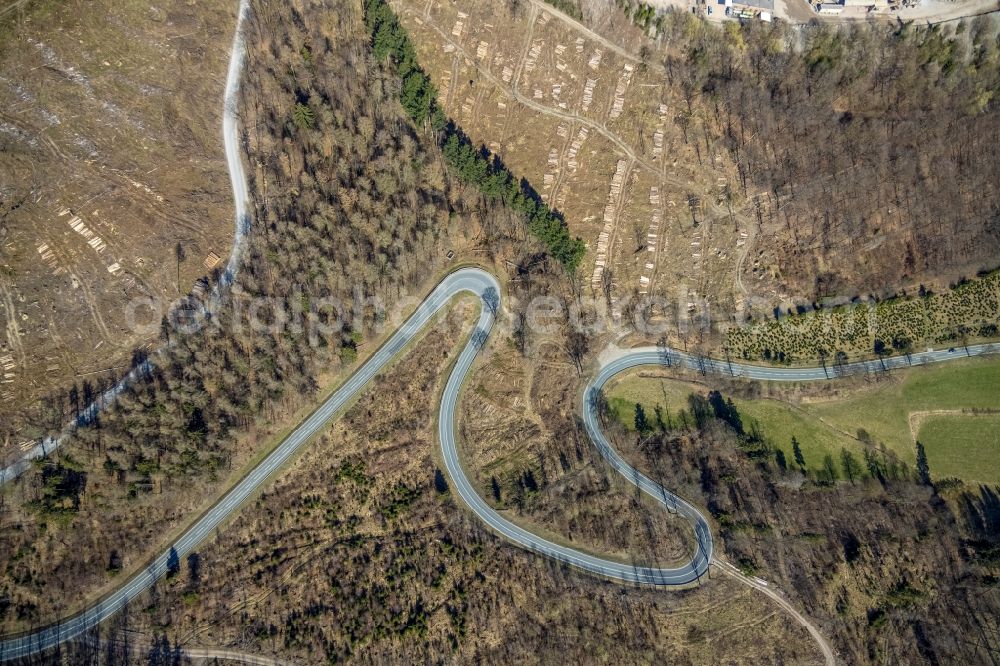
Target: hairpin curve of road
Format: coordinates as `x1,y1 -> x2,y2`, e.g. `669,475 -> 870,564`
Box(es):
0,265 -> 712,661
6,264 -> 998,662
5,0 -> 1000,660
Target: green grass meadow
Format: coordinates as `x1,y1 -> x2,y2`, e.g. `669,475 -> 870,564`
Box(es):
605,356 -> 1000,484
917,414 -> 1000,484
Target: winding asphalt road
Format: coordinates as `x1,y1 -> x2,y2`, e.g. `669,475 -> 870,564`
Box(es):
1,267 -> 705,659
4,261 -> 998,659
600,342 -> 1000,383
3,0 -> 999,659
438,274 -> 713,587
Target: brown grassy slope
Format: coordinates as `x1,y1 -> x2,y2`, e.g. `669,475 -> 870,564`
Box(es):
396,1 -> 1000,313
393,0 -> 753,325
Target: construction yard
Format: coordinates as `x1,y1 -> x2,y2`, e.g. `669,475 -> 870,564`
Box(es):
394,0 -> 755,334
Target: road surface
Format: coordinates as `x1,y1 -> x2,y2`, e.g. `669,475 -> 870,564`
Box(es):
3,0 -> 999,658
599,342 -> 999,383
437,274 -> 714,587
0,267 -> 702,660
5,261 -> 998,659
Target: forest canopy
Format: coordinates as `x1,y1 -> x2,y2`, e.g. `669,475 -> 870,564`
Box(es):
659,12 -> 1000,298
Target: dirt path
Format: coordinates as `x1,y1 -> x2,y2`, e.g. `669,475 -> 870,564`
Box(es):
512,3 -> 538,88
549,120 -> 573,202
715,560 -> 837,665
402,6 -> 678,184
907,408 -> 1000,443
0,278 -> 27,372
445,53 -> 458,108
606,157 -> 636,283
70,636 -> 294,666
525,0 -> 647,66
183,648 -> 291,666
733,208 -> 758,300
